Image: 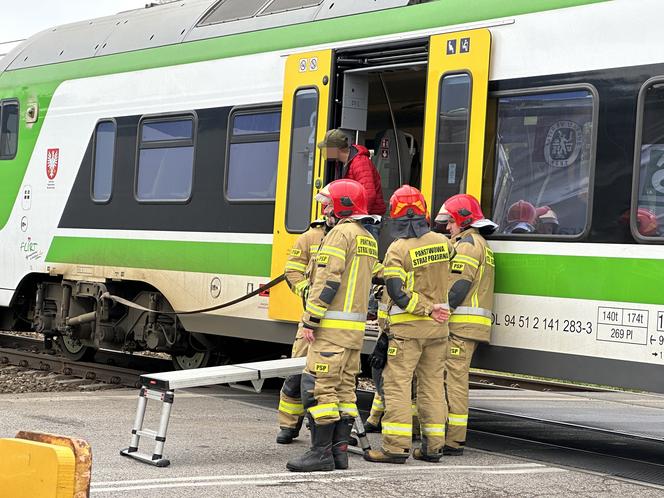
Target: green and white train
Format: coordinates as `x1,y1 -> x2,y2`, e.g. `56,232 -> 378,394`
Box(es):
0,0 -> 662,390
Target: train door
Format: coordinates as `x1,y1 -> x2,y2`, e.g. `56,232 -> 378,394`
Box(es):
269,50 -> 333,321
420,29 -> 491,213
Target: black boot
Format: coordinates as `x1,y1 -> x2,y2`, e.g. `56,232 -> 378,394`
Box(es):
332,417 -> 354,470
443,445 -> 464,456
277,417 -> 304,444
286,419 -> 335,472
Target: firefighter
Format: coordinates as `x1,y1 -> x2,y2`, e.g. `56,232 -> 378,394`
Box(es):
366,292 -> 420,438
364,185 -> 453,464
435,193 -> 497,456
277,216 -> 330,444
287,179 -> 380,473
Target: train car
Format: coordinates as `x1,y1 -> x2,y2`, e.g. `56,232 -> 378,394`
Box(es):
0,0 -> 662,391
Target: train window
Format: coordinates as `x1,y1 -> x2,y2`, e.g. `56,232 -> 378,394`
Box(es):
226,108 -> 281,202
489,88 -> 596,237
91,120 -> 116,203
432,73 -> 471,214
285,88 -> 318,232
136,115 -> 196,202
260,0 -> 324,16
198,0 -> 268,26
633,80 -> 664,240
0,101 -> 19,160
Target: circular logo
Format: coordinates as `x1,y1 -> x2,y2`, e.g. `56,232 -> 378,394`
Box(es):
544,120 -> 583,168
20,216 -> 28,232
210,277 -> 222,299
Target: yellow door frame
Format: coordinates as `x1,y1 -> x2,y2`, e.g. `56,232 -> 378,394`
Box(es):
421,29 -> 492,210
269,49 -> 333,322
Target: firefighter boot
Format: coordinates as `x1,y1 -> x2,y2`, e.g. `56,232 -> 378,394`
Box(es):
277,416 -> 304,444
363,449 -> 408,464
413,438 -> 442,463
286,419 -> 335,472
332,417 -> 354,470
443,445 -> 464,456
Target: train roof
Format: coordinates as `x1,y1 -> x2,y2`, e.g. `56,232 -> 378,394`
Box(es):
0,0 -> 609,74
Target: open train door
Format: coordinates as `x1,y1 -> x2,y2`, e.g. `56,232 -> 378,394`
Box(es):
269,50 -> 333,321
421,29 -> 491,212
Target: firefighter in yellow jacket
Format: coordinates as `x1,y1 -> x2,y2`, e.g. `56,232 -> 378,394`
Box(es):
365,185 -> 453,464
287,179 -> 380,473
277,218 -> 328,444
435,193 -> 497,456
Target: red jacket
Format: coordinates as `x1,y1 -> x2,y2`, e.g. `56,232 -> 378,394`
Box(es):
343,145 -> 386,216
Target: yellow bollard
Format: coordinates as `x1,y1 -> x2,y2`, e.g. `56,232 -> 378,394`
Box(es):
0,432 -> 92,498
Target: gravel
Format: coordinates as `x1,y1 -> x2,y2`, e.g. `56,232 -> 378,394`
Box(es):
0,366 -> 99,394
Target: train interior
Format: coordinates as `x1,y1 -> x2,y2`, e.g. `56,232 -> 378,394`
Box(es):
330,61 -> 428,254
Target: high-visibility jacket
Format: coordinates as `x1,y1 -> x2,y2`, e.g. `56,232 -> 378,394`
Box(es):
284,220 -> 326,299
449,227 -> 495,343
383,230 -> 455,339
301,218 -> 380,350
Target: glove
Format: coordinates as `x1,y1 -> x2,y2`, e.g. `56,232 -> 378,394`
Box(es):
369,333 -> 390,370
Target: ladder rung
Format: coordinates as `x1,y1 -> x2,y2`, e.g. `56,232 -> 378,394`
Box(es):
136,429 -> 158,439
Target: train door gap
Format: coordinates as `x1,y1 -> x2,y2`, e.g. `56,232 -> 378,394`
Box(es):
332,43 -> 429,255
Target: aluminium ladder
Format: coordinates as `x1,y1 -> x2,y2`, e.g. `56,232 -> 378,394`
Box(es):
120,356 -> 371,467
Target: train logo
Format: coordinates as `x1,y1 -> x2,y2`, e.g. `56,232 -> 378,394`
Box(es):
544,120 -> 582,168
46,148 -> 59,180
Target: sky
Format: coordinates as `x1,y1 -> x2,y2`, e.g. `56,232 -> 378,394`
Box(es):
0,0 -> 152,42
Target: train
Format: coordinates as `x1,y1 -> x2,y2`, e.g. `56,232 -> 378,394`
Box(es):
0,0 -> 662,392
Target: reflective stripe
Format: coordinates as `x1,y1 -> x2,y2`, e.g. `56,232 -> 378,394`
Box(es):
372,399 -> 385,412
372,261 -> 384,276
411,404 -> 418,417
454,307 -> 492,318
389,313 -> 433,325
405,292 -> 419,314
422,424 -> 445,435
339,402 -> 359,417
294,280 -> 308,297
377,310 -> 388,320
279,400 -> 305,416
324,311 -> 366,321
319,319 -> 366,331
448,413 -> 468,426
319,245 -> 346,261
452,254 -> 479,269
305,301 -> 327,318
343,256 -> 360,312
449,314 -> 492,326
384,266 -> 407,280
382,422 -> 412,436
308,403 -> 339,419
406,271 -> 415,291
285,261 -> 307,272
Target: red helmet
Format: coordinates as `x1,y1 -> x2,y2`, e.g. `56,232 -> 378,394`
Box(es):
436,194 -> 486,228
636,207 -> 658,236
390,185 -> 427,220
316,179 -> 367,218
507,200 -> 537,225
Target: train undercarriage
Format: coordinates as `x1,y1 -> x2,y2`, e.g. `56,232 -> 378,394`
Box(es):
2,276 -> 266,369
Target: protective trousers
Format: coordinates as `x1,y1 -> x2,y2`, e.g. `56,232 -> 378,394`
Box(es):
444,335 -> 478,449
302,337 -> 361,426
381,336 -> 447,456
278,337 -> 309,429
367,371 -> 419,430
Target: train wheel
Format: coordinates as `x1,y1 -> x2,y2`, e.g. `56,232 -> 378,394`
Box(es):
171,350 -> 213,370
56,336 -> 97,361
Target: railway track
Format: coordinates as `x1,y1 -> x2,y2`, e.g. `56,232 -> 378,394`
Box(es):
0,333 -> 171,389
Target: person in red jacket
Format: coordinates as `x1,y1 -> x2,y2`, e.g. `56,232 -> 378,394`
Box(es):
318,129 -> 386,239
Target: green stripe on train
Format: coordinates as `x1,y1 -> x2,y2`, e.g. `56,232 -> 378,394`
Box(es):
47,236 -> 664,305
494,253 -> 664,305
45,236 -> 272,277
0,0 -> 609,229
